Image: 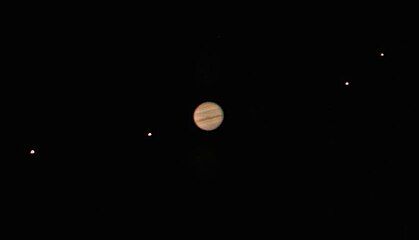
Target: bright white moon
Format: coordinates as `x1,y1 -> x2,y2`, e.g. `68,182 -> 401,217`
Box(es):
193,102 -> 224,131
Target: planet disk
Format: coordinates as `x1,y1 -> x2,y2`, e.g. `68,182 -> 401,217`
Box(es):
193,102 -> 224,131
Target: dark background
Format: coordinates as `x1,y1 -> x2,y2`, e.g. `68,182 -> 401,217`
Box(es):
2,5 -> 416,238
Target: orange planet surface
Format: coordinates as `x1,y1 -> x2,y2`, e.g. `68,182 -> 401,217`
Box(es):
193,102 -> 224,131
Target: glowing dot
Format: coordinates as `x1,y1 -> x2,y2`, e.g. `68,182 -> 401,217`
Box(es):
380,52 -> 384,57
30,150 -> 35,155
345,81 -> 350,86
147,132 -> 152,137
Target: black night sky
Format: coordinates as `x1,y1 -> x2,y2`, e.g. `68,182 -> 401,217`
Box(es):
2,5 -> 416,238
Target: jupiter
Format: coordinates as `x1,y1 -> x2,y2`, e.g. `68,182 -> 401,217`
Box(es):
193,102 -> 224,131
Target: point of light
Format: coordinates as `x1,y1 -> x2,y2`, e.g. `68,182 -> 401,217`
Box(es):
345,81 -> 350,86
147,132 -> 152,137
30,149 -> 35,155
380,52 -> 384,57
